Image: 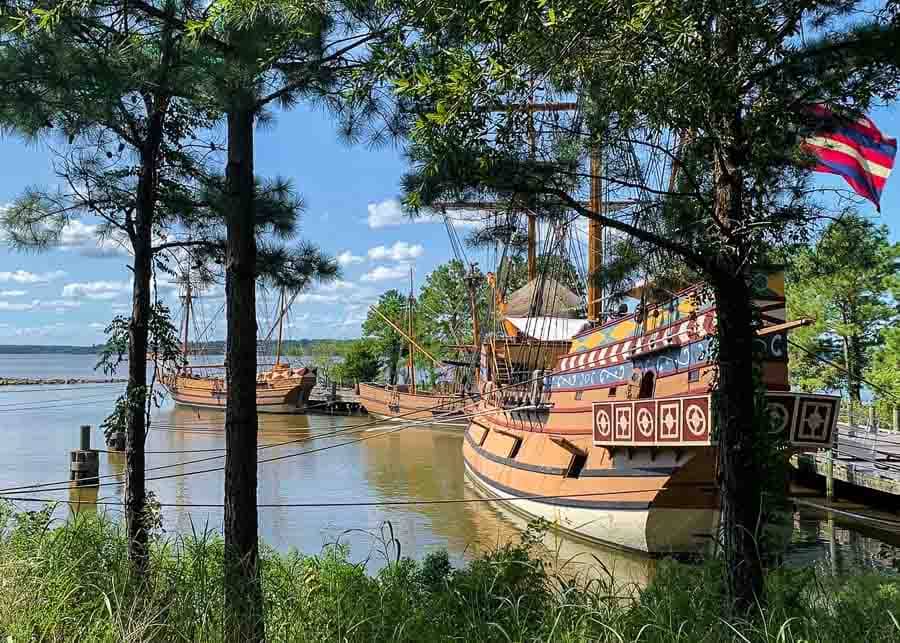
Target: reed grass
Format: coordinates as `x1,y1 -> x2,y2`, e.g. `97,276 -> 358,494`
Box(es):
0,502 -> 898,642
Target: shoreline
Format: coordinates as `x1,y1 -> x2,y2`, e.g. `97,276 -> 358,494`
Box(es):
0,377 -> 128,386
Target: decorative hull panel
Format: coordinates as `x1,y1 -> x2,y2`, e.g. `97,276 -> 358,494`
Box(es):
358,383 -> 473,426
164,372 -> 316,411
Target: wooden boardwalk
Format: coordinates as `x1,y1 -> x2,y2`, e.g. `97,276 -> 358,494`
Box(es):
792,425 -> 900,497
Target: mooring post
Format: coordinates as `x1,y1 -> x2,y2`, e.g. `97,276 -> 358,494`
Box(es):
868,405 -> 877,433
893,406 -> 899,432
70,424 -> 99,487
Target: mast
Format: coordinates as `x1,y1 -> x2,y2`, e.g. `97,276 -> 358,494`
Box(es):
407,267 -> 416,394
587,147 -> 603,322
181,279 -> 192,360
465,265 -> 482,384
274,287 -> 285,365
526,94 -> 537,281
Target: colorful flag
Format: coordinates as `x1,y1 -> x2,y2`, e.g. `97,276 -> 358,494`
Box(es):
802,105 -> 896,210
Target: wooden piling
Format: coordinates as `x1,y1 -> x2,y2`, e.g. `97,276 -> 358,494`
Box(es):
894,406 -> 899,432
868,406 -> 876,432
70,424 -> 99,487
826,445 -> 834,501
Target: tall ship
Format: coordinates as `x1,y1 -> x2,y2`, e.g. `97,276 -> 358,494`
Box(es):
162,283 -> 317,411
457,118 -> 839,554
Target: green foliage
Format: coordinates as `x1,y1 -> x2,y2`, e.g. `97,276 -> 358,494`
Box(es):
788,214 -> 899,400
332,339 -> 380,383
417,259 -> 488,358
363,289 -> 409,385
96,301 -> 183,443
1,505 -> 900,641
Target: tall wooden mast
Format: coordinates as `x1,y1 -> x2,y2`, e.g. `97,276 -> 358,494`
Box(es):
274,288 -> 285,365
587,148 -> 603,322
464,265 -> 482,384
407,267 -> 416,395
181,279 -> 192,360
526,96 -> 537,281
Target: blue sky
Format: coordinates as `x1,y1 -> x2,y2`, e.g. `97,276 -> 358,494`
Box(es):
1,102 -> 899,345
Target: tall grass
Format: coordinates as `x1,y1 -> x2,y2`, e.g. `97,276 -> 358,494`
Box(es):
0,501 -> 898,642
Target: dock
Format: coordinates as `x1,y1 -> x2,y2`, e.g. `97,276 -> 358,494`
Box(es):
260,383 -> 367,416
792,425 -> 900,498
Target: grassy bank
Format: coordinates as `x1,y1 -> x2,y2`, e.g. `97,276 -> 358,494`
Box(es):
0,503 -> 898,642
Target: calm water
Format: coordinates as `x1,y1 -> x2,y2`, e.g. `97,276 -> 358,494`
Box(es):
1,354 -> 899,583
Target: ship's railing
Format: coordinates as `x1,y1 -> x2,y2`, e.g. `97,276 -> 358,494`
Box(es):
592,391 -> 840,448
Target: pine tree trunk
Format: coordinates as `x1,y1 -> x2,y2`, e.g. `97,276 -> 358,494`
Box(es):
714,273 -> 765,610
125,214 -> 151,572
224,106 -> 264,642
125,120 -> 164,572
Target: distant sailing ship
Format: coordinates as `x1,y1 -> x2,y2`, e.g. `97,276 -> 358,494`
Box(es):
358,267 -> 479,426
162,283 -> 317,411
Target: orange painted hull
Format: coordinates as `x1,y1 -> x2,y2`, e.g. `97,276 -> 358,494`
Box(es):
462,401 -> 719,553
163,372 -> 316,411
358,383 -> 474,427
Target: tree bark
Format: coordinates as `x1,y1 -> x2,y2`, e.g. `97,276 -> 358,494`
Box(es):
714,273 -> 766,611
125,207 -> 152,572
124,104 -> 165,572
224,105 -> 264,642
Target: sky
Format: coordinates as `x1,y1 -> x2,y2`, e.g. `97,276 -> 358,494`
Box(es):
1,102 -> 899,346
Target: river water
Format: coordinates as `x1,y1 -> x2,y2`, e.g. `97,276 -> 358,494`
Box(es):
1,354 -> 899,584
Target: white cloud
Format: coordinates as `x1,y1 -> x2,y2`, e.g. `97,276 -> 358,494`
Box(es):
366,199 -> 443,228
61,280 -> 131,300
88,322 -> 106,329
58,220 -> 129,257
367,241 -> 424,262
365,198 -> 490,229
0,290 -> 26,297
360,264 -> 410,283
294,292 -> 342,304
0,270 -> 66,284
336,251 -> 364,266
0,299 -> 81,312
366,199 -> 407,228
317,279 -> 356,292
0,322 -> 68,338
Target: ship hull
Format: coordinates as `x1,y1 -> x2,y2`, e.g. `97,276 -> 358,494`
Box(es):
164,372 -> 317,412
358,383 -> 473,427
463,405 -> 720,554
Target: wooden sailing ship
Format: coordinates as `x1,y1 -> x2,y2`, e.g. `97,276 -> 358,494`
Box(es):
459,111 -> 839,553
358,269 -> 479,426
162,284 -> 317,411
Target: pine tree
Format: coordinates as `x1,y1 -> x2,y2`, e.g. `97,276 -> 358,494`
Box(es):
788,214 -> 900,421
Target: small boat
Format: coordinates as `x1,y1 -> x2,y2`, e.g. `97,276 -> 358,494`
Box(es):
162,283 -> 317,411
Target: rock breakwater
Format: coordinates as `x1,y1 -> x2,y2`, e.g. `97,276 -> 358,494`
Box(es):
0,377 -> 127,386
